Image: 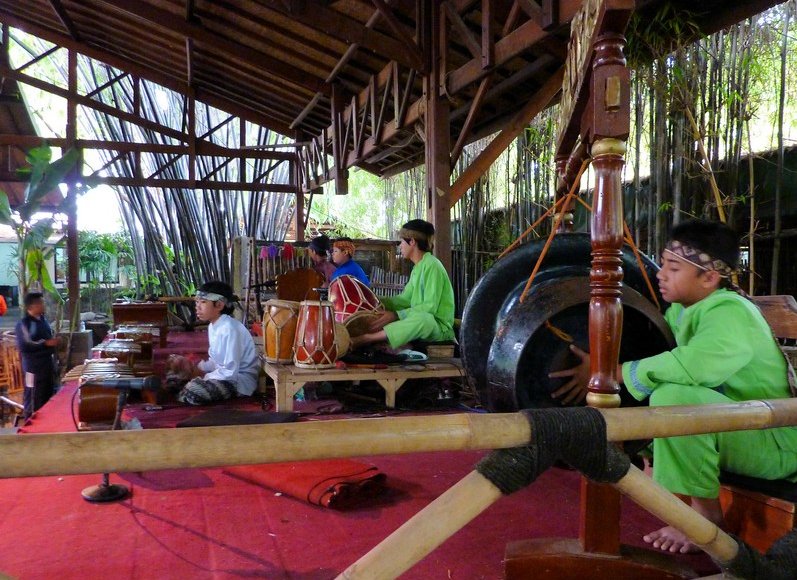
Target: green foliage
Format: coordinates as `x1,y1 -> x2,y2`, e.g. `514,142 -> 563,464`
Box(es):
0,145 -> 80,301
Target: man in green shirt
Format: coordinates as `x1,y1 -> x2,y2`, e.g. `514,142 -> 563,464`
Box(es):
550,219 -> 797,554
351,219 -> 455,350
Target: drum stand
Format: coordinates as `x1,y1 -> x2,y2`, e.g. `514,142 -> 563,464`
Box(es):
81,388 -> 130,503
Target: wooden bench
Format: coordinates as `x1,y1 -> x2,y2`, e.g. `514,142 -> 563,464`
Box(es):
717,294 -> 797,552
262,358 -> 465,411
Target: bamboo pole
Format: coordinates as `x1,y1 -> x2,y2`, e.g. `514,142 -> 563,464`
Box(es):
338,470 -> 502,579
0,414 -> 531,478
2,399 -> 797,479
338,464 -> 740,580
614,466 -> 738,563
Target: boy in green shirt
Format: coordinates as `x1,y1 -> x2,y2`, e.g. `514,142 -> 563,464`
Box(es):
351,219 -> 455,350
551,219 -> 797,554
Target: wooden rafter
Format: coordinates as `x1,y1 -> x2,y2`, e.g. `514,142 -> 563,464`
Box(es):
93,0 -> 331,96
46,0 -> 81,41
261,0 -> 423,71
0,9 -> 297,136
370,0 -> 425,72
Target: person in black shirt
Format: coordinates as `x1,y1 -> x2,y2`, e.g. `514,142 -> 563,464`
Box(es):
15,292 -> 59,419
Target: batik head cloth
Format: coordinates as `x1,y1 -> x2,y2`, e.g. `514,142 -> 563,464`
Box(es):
664,240 -> 734,278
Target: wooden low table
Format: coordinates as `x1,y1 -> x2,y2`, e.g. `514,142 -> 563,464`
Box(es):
263,359 -> 466,411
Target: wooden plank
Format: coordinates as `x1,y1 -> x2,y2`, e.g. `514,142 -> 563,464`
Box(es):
751,294 -> 797,340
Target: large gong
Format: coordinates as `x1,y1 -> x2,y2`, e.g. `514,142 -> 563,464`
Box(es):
461,233 -> 674,412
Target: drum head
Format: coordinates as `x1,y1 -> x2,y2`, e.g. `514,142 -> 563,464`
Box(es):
344,311 -> 379,338
266,299 -> 300,310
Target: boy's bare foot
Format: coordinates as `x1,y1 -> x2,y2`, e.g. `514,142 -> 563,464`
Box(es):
643,496 -> 724,554
643,526 -> 701,554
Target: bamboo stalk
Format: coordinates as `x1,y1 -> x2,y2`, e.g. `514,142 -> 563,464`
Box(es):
2,399 -> 797,479
337,470 -> 502,579
0,414 -> 531,478
615,466 -> 738,564
339,463 -> 741,580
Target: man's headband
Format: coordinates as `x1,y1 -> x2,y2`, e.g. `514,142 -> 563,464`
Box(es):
196,290 -> 229,304
399,227 -> 427,242
664,240 -> 734,278
333,240 -> 356,256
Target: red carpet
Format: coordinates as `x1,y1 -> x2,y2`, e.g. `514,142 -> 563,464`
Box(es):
0,330 -> 720,579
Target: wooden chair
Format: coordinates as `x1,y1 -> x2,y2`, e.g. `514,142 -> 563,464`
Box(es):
718,294 -> 797,552
0,334 -> 25,426
276,268 -> 323,302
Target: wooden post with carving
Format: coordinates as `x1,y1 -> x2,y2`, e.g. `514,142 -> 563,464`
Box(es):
505,1 -> 693,577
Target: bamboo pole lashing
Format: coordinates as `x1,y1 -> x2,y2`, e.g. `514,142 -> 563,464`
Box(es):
338,464 -> 741,580
2,399 -> 797,479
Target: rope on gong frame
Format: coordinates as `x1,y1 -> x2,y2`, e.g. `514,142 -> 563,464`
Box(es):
496,157 -> 662,319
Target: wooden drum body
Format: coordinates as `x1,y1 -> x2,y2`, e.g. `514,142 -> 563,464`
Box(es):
328,275 -> 381,323
264,299 -> 300,363
293,300 -> 339,369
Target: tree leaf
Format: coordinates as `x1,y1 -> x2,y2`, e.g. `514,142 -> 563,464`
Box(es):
25,148 -> 80,209
0,191 -> 13,224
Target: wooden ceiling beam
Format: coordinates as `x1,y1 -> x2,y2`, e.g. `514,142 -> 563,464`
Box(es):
370,0 -> 425,72
93,0 -> 331,96
260,0 -> 423,71
46,0 -> 81,41
0,9 -> 297,136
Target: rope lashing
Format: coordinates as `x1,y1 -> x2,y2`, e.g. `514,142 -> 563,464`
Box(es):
476,408 -> 631,495
722,530 -> 797,579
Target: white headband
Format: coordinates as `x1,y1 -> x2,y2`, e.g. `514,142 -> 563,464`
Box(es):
196,290 -> 228,304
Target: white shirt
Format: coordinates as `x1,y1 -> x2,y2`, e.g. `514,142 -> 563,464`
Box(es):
197,314 -> 259,396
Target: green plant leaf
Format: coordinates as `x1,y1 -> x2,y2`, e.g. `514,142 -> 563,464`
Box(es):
24,148 -> 80,209
0,191 -> 12,224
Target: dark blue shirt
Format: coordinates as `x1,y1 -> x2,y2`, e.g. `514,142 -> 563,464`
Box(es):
330,259 -> 370,286
15,313 -> 55,374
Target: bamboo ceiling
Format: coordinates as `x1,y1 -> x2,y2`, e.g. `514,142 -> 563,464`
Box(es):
0,0 -> 786,195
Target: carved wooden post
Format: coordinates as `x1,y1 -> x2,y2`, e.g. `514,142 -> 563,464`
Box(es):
586,31 -> 630,407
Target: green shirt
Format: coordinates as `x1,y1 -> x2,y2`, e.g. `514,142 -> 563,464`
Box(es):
381,252 -> 455,330
623,288 -> 789,402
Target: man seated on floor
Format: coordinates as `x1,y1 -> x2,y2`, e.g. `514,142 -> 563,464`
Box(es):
550,218 -> 797,554
351,219 -> 455,351
330,237 -> 370,286
176,281 -> 259,405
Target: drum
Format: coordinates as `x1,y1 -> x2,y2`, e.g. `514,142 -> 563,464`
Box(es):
294,300 -> 339,369
335,323 -> 351,358
343,310 -> 379,338
328,275 -> 382,323
264,299 -> 300,363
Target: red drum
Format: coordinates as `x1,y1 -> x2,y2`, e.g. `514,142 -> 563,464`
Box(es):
264,299 -> 300,363
294,300 -> 340,369
328,275 -> 382,323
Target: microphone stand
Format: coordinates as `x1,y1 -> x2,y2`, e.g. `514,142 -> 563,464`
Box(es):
81,388 -> 131,502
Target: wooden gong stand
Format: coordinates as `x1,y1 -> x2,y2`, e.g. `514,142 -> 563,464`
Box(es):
502,1 -> 695,577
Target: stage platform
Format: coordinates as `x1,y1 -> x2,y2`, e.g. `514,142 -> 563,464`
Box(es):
0,329 -> 719,579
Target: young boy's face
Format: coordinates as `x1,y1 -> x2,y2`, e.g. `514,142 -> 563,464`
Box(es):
195,298 -> 224,322
331,247 -> 349,266
657,253 -> 720,307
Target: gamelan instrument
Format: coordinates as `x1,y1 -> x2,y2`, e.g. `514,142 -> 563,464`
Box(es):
263,299 -> 300,364
328,275 -> 382,323
78,359 -> 137,425
293,299 -> 345,369
460,233 -> 674,412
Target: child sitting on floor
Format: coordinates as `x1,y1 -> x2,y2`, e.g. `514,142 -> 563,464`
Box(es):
175,281 -> 259,405
550,218 -> 797,554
